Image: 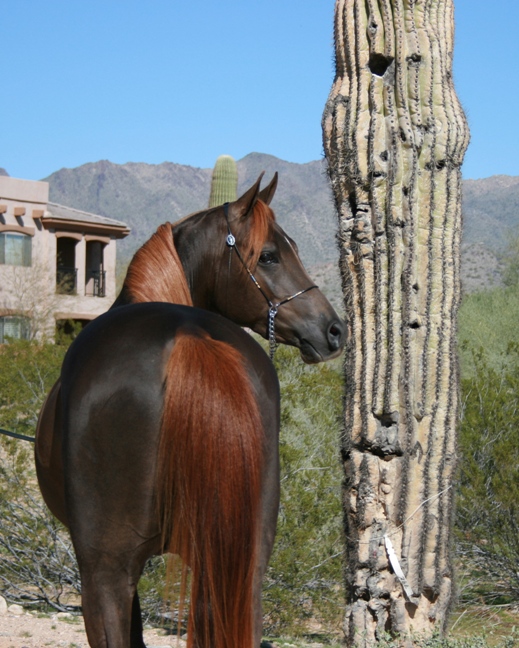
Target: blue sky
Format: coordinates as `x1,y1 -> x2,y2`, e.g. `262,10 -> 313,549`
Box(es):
2,0 -> 517,181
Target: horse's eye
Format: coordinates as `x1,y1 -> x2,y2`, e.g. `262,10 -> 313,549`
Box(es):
259,252 -> 277,265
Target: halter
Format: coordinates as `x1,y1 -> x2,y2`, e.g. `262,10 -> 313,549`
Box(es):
223,203 -> 318,359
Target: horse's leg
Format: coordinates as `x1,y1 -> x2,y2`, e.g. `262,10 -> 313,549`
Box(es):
61,352 -> 164,648
253,417 -> 281,648
130,591 -> 146,648
79,561 -> 144,648
75,541 -> 155,648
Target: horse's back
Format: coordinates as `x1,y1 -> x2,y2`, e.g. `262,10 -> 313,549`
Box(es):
60,302 -> 280,559
61,303 -> 279,441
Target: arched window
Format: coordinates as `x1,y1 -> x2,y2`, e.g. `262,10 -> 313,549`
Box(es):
85,240 -> 106,297
0,232 -> 32,267
56,237 -> 78,294
0,316 -> 31,343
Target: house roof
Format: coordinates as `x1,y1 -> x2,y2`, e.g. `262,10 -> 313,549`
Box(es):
42,203 -> 130,238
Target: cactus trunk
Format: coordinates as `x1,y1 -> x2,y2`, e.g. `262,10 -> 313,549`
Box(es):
322,0 -> 469,643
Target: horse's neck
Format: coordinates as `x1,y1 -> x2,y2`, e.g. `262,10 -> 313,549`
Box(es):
171,212 -> 221,310
115,223 -> 193,307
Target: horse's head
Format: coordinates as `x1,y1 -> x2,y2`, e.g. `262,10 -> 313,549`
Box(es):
177,173 -> 346,364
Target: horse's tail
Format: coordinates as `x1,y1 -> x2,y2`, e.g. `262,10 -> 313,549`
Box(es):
158,328 -> 264,648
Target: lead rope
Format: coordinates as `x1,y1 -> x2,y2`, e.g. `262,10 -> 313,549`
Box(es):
223,203 -> 318,359
268,306 -> 278,358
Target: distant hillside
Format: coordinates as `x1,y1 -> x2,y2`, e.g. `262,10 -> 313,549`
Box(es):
43,154 -> 338,271
45,159 -> 213,263
462,175 -> 519,251
39,155 -> 519,295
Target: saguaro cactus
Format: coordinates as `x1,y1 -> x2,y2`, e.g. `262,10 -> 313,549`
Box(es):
322,0 -> 469,643
208,155 -> 238,207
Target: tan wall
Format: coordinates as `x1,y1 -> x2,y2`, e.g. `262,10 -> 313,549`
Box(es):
0,176 -> 122,340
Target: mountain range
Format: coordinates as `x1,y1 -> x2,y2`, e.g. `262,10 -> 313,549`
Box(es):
4,154 -> 517,298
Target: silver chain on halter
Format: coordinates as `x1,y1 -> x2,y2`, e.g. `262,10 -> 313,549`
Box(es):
223,203 -> 317,360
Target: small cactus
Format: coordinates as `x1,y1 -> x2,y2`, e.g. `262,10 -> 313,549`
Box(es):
208,155 -> 238,207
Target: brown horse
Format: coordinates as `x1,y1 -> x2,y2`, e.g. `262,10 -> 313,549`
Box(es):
35,174 -> 345,648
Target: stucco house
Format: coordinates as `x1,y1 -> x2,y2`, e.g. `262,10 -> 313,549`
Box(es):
0,176 -> 129,343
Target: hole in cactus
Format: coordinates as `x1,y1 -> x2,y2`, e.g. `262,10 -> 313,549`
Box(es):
348,192 -> 357,215
409,320 -> 421,329
407,53 -> 422,65
379,412 -> 399,428
403,186 -> 409,196
368,53 -> 393,77
436,160 -> 446,171
380,150 -> 388,161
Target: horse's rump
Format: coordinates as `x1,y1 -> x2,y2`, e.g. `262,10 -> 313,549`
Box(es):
158,327 -> 264,648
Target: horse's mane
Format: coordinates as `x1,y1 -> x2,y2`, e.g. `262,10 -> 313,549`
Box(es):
123,200 -> 275,305
124,223 -> 193,306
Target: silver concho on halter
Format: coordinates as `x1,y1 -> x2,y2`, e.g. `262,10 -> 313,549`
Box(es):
226,233 -> 236,247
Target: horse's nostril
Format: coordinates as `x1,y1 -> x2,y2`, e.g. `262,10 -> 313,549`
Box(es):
330,324 -> 341,338
328,321 -> 345,350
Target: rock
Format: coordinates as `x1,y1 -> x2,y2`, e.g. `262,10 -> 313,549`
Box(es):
8,603 -> 24,615
0,595 -> 7,615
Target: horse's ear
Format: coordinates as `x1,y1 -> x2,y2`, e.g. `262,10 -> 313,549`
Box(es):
229,173 -> 265,220
258,172 -> 278,205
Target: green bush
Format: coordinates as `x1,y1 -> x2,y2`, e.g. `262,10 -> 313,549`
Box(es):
0,339 -> 65,438
263,345 -> 344,637
458,285 -> 519,375
456,343 -> 519,605
0,339 -> 79,611
502,236 -> 519,288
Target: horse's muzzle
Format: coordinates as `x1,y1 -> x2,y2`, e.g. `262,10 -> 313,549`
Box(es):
297,316 -> 346,364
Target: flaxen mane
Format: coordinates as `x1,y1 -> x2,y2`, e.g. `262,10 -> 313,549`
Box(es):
124,222 -> 193,306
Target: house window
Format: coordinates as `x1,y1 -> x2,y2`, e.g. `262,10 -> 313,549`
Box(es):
56,237 -> 78,295
85,240 -> 106,297
0,316 -> 31,343
0,233 -> 32,267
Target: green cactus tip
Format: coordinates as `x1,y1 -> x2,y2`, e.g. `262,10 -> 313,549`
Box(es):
208,155 -> 238,207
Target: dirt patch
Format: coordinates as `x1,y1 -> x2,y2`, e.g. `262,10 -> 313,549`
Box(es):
0,610 -> 183,648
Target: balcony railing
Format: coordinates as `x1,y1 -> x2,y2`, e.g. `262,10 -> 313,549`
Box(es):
56,266 -> 77,295
86,270 -> 106,298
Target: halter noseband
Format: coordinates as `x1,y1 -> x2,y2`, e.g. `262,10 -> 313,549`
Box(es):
223,202 -> 318,359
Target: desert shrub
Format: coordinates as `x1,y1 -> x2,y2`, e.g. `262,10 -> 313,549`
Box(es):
262,345 -> 344,637
0,339 -> 65,437
376,629 -> 519,648
0,462 -> 80,611
458,285 -> 519,375
502,235 -> 519,288
0,339 -> 80,611
456,343 -> 519,605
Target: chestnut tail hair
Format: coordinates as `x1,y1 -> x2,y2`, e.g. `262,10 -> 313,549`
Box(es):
124,222 -> 193,306
157,329 -> 264,648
